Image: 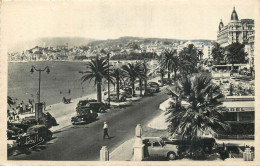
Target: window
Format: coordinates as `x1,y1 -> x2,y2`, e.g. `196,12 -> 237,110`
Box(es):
153,141 -> 161,147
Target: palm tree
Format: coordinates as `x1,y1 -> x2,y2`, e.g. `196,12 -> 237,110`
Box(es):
161,49 -> 179,80
122,62 -> 144,96
7,96 -> 15,107
158,67 -> 166,86
166,74 -> 229,138
226,42 -> 248,72
142,62 -> 149,96
110,67 -> 125,102
211,42 -> 225,65
179,44 -> 198,75
81,56 -> 111,102
166,74 -> 229,158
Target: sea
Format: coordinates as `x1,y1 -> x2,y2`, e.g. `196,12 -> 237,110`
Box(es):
8,61 -> 105,106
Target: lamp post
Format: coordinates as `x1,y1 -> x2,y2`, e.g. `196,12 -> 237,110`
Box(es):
107,53 -> 111,108
30,66 -> 50,123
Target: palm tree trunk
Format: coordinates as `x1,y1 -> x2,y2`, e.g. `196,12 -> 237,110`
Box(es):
160,74 -> 164,86
97,81 -> 102,102
116,78 -> 120,102
139,79 -> 142,96
174,70 -> 177,81
132,80 -> 135,97
144,79 -> 147,96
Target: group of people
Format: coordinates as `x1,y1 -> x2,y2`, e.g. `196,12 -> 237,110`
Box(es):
7,99 -> 38,122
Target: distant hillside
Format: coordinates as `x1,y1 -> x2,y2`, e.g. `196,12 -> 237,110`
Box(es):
87,36 -> 214,48
9,37 -> 95,52
9,36 -> 215,52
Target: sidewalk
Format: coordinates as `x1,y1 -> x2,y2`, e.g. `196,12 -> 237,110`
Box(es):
110,138 -> 135,161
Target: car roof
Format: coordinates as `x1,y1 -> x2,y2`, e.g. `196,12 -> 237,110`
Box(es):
88,101 -> 102,104
142,137 -> 162,141
28,125 -> 46,129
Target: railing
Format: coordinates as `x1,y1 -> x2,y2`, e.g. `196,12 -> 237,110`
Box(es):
216,134 -> 254,140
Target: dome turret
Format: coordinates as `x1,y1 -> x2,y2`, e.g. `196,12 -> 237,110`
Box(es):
231,6 -> 239,21
219,19 -> 224,31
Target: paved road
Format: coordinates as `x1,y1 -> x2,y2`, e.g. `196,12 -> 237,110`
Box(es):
9,91 -> 168,161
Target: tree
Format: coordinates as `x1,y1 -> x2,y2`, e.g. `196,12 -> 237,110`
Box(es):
143,62 -> 149,96
110,67 -> 125,102
226,42 -> 248,70
122,62 -> 144,96
158,67 -> 166,86
81,56 -> 111,102
179,44 -> 199,75
211,42 -> 225,65
166,74 -> 229,140
161,49 -> 180,80
7,96 -> 15,107
198,50 -> 204,61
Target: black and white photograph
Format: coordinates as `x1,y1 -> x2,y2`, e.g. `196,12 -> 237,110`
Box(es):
0,0 -> 259,164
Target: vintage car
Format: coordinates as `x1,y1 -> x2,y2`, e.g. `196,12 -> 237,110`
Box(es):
77,101 -> 108,114
7,121 -> 24,140
71,110 -> 98,125
135,86 -> 155,96
77,99 -> 97,107
103,90 -> 130,102
167,137 -> 216,154
12,112 -> 57,131
142,137 -> 179,160
16,125 -> 52,148
147,82 -> 160,92
121,87 -> 132,96
11,116 -> 38,132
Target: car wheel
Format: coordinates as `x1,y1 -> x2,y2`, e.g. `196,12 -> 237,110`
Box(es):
167,151 -> 177,160
120,96 -> 126,102
99,108 -> 105,113
136,87 -> 140,90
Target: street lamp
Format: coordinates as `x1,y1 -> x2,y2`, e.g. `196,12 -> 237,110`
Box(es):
30,66 -> 50,123
107,53 -> 111,108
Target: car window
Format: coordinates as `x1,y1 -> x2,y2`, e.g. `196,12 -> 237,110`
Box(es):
153,141 -> 161,147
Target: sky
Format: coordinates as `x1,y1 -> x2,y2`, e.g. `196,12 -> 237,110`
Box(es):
1,0 -> 257,49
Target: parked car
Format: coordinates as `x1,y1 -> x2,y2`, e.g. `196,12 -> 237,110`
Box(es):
71,110 -> 98,125
135,86 -> 155,95
12,112 -> 57,131
16,125 -> 52,148
77,99 -> 97,107
158,78 -> 172,85
77,101 -> 108,114
142,137 -> 179,160
121,87 -> 132,96
167,137 -> 216,154
148,82 -> 160,92
12,116 -> 37,132
104,92 -> 126,102
7,121 -> 24,140
104,90 -> 131,102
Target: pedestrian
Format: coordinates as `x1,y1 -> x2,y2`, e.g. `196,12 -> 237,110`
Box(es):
103,122 -> 110,139
19,103 -> 23,114
12,110 -> 16,121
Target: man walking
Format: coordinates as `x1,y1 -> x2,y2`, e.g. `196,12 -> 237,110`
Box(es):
103,122 -> 110,139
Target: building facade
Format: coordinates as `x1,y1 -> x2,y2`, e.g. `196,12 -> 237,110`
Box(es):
217,7 -> 254,47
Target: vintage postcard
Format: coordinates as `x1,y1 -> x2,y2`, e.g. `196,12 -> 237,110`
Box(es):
0,0 -> 259,165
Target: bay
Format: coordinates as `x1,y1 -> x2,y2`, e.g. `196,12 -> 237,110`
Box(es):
8,61 -> 104,106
